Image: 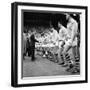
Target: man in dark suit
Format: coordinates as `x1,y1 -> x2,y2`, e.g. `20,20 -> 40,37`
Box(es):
30,32 -> 39,61
26,38 -> 31,57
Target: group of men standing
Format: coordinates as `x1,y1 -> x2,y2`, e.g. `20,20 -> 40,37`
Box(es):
50,13 -> 79,66
23,13 -> 80,65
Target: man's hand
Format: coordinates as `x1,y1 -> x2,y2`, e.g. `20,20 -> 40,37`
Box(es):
61,41 -> 65,47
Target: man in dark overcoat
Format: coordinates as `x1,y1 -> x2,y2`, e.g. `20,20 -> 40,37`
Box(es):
30,32 -> 39,61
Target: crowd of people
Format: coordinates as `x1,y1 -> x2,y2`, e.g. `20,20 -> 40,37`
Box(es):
23,13 -> 80,74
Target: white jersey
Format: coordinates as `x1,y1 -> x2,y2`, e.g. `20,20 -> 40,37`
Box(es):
67,18 -> 78,38
51,28 -> 59,44
66,18 -> 78,46
59,26 -> 68,41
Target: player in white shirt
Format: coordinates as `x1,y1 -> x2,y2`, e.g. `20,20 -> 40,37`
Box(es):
62,14 -> 78,66
23,31 -> 28,59
49,26 -> 60,62
58,22 -> 68,64
58,22 -> 68,45
50,27 -> 60,45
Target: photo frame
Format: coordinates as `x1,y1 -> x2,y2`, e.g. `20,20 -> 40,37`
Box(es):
11,2 -> 88,87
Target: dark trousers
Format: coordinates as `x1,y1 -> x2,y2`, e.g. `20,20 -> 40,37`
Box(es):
31,47 -> 35,61
25,48 -> 31,57
28,48 -> 31,57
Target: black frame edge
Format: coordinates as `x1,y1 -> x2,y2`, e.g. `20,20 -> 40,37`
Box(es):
85,6 -> 88,83
11,2 -> 18,87
13,2 -> 87,9
11,2 -> 88,87
13,80 -> 87,87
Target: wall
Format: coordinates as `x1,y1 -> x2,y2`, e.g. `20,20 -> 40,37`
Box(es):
0,0 -> 89,89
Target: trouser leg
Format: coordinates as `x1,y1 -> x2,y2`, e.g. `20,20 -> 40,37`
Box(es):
75,46 -> 80,60
59,44 -> 72,67
63,45 -> 72,61
58,47 -> 64,64
72,46 -> 80,63
31,48 -> 35,61
28,48 -> 31,57
72,46 -> 77,59
23,47 -> 26,59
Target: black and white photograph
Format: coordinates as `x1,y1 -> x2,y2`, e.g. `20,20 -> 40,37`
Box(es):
22,11 -> 80,77
11,2 -> 88,87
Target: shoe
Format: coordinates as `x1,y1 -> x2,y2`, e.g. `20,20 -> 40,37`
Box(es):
58,62 -> 64,65
31,59 -> 35,61
62,63 -> 68,67
71,69 -> 78,73
66,67 -> 72,72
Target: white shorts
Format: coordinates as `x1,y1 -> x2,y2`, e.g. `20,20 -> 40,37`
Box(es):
65,38 -> 77,47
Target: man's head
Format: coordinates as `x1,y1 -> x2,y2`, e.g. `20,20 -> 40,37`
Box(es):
58,22 -> 62,28
51,27 -> 55,33
32,31 -> 36,35
65,13 -> 71,20
49,26 -> 54,32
